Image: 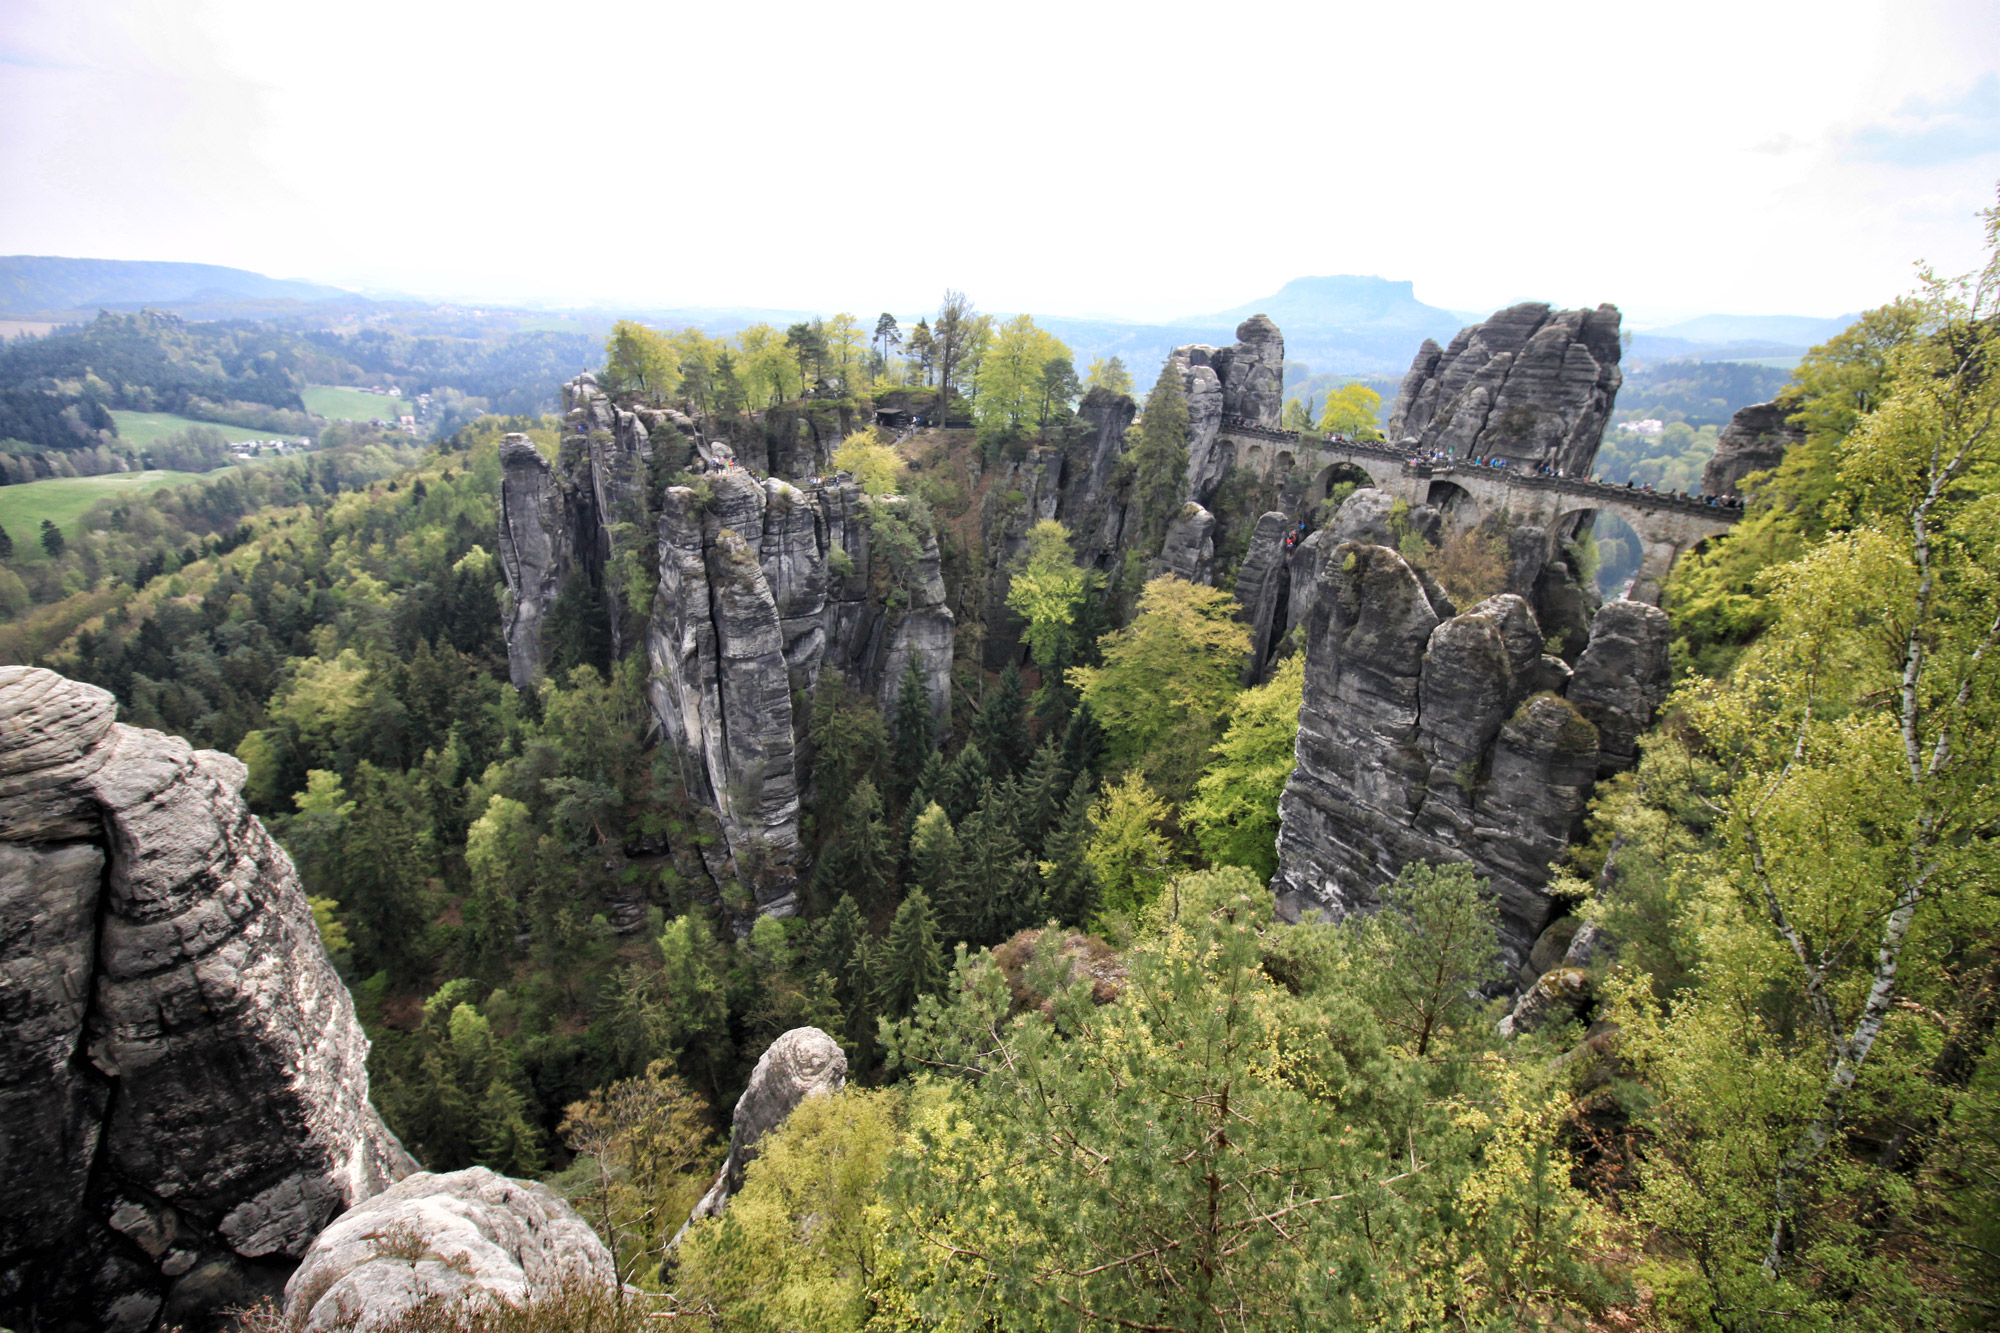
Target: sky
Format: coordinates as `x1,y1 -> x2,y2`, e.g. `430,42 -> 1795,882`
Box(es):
2,0 -> 1997,328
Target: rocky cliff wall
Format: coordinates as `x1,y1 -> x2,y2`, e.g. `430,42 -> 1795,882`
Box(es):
0,667 -> 412,1333
1703,398 -> 1802,498
1386,303 -> 1622,476
1270,544 -> 1669,968
1174,315 -> 1285,505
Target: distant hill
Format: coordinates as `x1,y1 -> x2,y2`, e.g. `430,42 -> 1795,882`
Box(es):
1639,312 -> 1856,347
0,256 -> 353,316
1187,275 -> 1464,336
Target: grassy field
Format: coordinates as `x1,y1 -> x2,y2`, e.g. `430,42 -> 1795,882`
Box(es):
0,469 -> 217,548
110,410 -> 282,447
304,385 -> 403,421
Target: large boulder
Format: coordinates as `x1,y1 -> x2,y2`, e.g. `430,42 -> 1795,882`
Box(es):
1386,303 -> 1622,476
1156,503 -> 1217,585
1703,398 -> 1802,498
0,668 -> 412,1333
684,1027 -> 847,1228
282,1169 -> 617,1333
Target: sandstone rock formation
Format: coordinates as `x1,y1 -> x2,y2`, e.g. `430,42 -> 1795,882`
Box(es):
1703,398 -> 1802,497
495,434 -> 576,691
282,1168 -> 617,1333
1233,512 -> 1295,682
1270,546 -> 1671,964
683,1027 -> 846,1230
1156,503 -> 1217,585
1386,303 -> 1622,476
646,474 -> 954,913
0,667 -> 412,1333
1174,315 -> 1285,504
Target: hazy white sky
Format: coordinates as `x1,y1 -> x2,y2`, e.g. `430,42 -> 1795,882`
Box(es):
2,0 -> 1997,326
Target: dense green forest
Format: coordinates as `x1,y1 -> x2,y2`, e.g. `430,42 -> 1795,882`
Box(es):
5,207 -> 2000,1331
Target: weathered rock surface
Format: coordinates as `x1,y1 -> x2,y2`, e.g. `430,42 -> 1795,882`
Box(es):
1703,398 -> 1802,497
282,1168 -> 616,1333
1064,387 -> 1138,571
646,475 -> 954,913
685,1027 -> 846,1228
0,667 -> 412,1333
495,434 -> 577,691
1386,303 -> 1622,476
1156,503 -> 1217,585
1175,315 -> 1283,503
1233,511 -> 1295,681
1271,542 -> 1671,965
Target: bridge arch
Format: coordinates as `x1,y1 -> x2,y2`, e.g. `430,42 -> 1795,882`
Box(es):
1424,479 -> 1475,525
1310,460 -> 1374,504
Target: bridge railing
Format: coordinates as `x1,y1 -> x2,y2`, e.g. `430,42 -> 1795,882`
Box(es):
1216,416 -> 1741,522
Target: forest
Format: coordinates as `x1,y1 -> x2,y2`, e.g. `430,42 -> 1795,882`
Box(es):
3,202 -> 1999,1332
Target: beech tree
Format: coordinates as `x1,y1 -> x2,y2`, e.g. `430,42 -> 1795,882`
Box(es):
1317,382 -> 1383,438
1086,354 -> 1133,397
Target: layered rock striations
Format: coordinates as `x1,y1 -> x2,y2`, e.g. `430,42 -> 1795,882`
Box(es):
0,667 -> 412,1333
1174,315 -> 1285,504
684,1027 -> 846,1232
1271,544 -> 1670,964
1703,398 -> 1803,498
1386,303 -> 1622,475
647,471 -> 954,912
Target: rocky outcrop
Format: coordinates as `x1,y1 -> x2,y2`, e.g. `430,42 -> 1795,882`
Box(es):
1233,512 -> 1294,682
1174,315 -> 1284,504
1156,503 -> 1217,585
1270,545 -> 1671,965
0,667 -> 411,1333
281,1168 -> 617,1332
684,1027 -> 846,1230
979,446 -> 1067,669
1064,387 -> 1138,570
647,476 -> 954,913
495,435 -> 577,691
1703,398 -> 1802,498
1386,303 -> 1622,476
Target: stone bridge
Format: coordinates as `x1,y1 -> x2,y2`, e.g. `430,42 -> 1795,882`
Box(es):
1219,417 -> 1741,601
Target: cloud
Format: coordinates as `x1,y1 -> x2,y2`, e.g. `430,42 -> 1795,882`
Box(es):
1843,71 -> 2000,166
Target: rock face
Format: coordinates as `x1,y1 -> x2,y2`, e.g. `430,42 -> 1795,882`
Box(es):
1174,315 -> 1285,504
1156,503 -> 1217,585
0,667 -> 412,1333
1386,303 -> 1622,476
282,1168 -> 617,1333
495,435 -> 576,691
647,474 -> 954,913
1270,548 -> 1671,964
1703,398 -> 1802,497
684,1027 -> 846,1229
1233,512 -> 1295,682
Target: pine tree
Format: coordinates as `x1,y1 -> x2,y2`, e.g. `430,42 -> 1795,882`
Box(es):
972,663 -> 1032,778
888,657 -> 935,807
38,518 -> 64,559
0,522 -> 13,560
811,779 -> 893,910
941,742 -> 989,822
908,750 -> 949,821
814,893 -> 868,985
906,802 -> 961,897
1130,360 -> 1190,554
1037,775 -> 1100,927
476,1076 -> 545,1176
937,785 -> 1034,946
1015,741 -> 1069,856
1059,703 -> 1106,783
876,888 -> 947,1018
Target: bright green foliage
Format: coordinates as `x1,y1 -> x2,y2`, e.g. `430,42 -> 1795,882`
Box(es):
1085,354 -> 1133,397
1130,359 -> 1190,554
657,913 -> 734,1100
1004,519 -> 1087,671
1355,862 -> 1502,1057
557,1061 -> 715,1287
307,895 -> 351,958
974,314 -> 1073,443
1318,382 -> 1384,439
1186,655 -> 1304,880
875,888 -> 947,1019
461,793 -> 532,982
1666,299 -> 1925,674
1084,771 -> 1175,924
904,801 -> 959,899
832,428 -> 905,496
602,321 -> 679,401
1606,210 -> 2000,1328
1068,576 -> 1250,799
676,1088 -> 904,1330
882,867 -> 1609,1331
